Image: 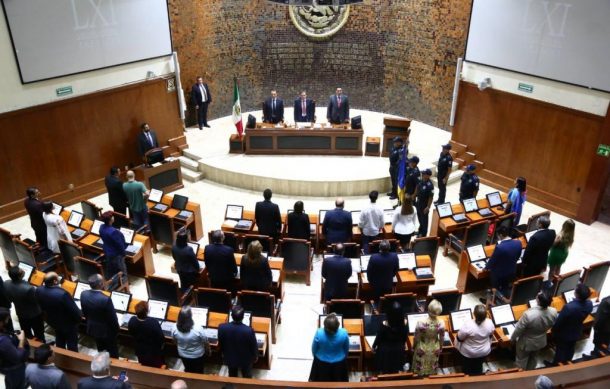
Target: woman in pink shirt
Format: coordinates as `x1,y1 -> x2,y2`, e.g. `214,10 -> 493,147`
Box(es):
455,304 -> 495,375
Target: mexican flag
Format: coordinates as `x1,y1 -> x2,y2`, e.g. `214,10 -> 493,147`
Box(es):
232,78 -> 243,137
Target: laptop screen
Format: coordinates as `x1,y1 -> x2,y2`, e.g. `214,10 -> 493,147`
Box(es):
18,262 -> 34,282
148,299 -> 169,320
450,309 -> 473,332
466,244 -> 487,262
52,202 -> 63,215
436,203 -> 453,218
187,242 -> 200,254
90,220 -> 104,236
407,313 -> 429,334
111,291 -> 131,313
487,192 -> 502,207
462,198 -> 479,213
171,195 -> 189,210
148,188 -> 163,203
563,289 -> 576,304
225,204 -> 243,220
491,304 -> 516,326
229,311 -> 252,327
119,227 -> 135,245
191,307 -> 209,327
73,282 -> 91,300
68,211 -> 84,228
319,314 -> 343,328
351,211 -> 361,225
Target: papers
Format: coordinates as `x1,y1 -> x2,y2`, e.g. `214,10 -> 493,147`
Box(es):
450,309 -> 473,332
490,304 -> 515,326
191,307 -> 208,327
407,313 -> 429,334
148,188 -> 163,203
68,211 -> 84,228
74,282 -> 91,300
18,262 -> 34,282
255,333 -> 266,348
319,314 -> 343,328
119,227 -> 135,245
398,253 -> 416,270
436,203 -> 453,218
148,299 -> 168,320
111,291 -> 131,312
525,229 -> 538,242
462,198 -> 478,213
230,311 -> 251,326
486,191 -> 502,207
225,205 -> 243,220
467,245 -> 487,262
90,219 -> 104,235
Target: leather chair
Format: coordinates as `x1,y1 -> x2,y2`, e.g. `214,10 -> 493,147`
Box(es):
0,227 -> 20,265
146,275 -> 193,307
369,239 -> 399,254
377,292 -> 418,315
279,238 -> 313,286
411,237 -> 440,271
73,257 -> 128,292
427,289 -> 462,315
111,211 -> 131,229
494,275 -> 543,306
243,234 -> 274,255
194,287 -> 233,313
58,239 -> 103,274
524,211 -> 551,233
207,230 -> 241,253
490,212 -> 516,242
14,238 -> 61,274
326,243 -> 361,259
149,211 -> 177,253
553,269 -> 582,297
581,261 -> 610,296
444,220 -> 490,257
325,299 -> 364,319
81,200 -> 102,221
238,290 -> 281,344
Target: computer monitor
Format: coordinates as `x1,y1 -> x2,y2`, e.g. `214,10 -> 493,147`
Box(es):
319,210 -> 328,222
191,307 -> 209,327
111,291 -> 131,313
225,204 -> 243,220
351,210 -> 361,226
466,245 -> 487,262
73,282 -> 91,300
148,299 -> 169,320
462,198 -> 479,213
383,209 -> 394,224
119,227 -> 135,245
486,191 -> 503,207
148,188 -> 163,203
18,262 -> 34,282
563,289 -> 576,304
146,149 -> 164,165
171,194 -> 189,211
319,314 -> 343,328
90,219 -> 104,236
450,309 -> 473,332
436,202 -> 453,218
52,202 -> 63,215
407,313 -> 429,334
490,304 -> 516,326
67,210 -> 84,228
187,242 -> 200,254
229,311 -> 252,327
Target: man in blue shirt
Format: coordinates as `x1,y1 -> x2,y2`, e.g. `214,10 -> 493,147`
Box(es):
99,211 -> 128,285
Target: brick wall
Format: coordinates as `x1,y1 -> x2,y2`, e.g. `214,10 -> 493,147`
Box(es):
169,0 -> 472,130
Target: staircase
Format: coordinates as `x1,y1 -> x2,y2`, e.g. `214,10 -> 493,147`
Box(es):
179,149 -> 205,182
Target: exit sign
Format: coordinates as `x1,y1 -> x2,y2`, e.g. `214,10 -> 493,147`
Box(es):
56,86 -> 73,97
597,144 -> 610,157
518,83 -> 533,93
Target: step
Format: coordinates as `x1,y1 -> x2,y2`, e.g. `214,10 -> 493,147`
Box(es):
178,156 -> 199,171
181,167 -> 204,182
449,140 -> 468,154
182,149 -> 204,161
430,169 -> 462,187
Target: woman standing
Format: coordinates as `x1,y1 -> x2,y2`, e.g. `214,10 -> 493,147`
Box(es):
309,313 -> 349,382
547,219 -> 575,281
240,240 -> 272,292
172,229 -> 200,292
287,200 -> 311,240
506,177 -> 527,225
42,201 -> 71,254
172,306 -> 210,373
456,304 -> 495,375
411,300 -> 444,376
372,301 -> 408,374
128,301 -> 166,368
392,197 -> 418,252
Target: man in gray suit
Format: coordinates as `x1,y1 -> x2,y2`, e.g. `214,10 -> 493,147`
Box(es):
4,266 -> 45,342
326,87 -> 350,124
510,292 -> 558,370
25,344 -> 71,389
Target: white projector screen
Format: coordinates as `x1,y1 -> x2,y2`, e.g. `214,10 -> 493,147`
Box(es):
2,0 -> 173,83
465,0 -> 610,92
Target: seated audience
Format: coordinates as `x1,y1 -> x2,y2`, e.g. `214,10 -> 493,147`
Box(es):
172,306 -> 210,374
590,294 -> 610,357
322,197 -> 353,244
372,301 -> 408,374
240,241 -> 272,292
455,304 -> 495,375
80,274 -> 120,358
359,190 -> 384,254
42,201 -> 72,254
127,301 -> 165,368
547,219 -> 575,282
367,240 -> 399,300
254,188 -> 281,240
4,265 -> 45,341
287,201 -> 311,240
392,197 -> 418,252
77,351 -> 131,388
510,292 -> 557,370
218,305 -> 258,378
484,226 -> 522,298
204,230 -> 237,290
506,177 -> 527,225
0,307 -> 28,389
172,229 -> 200,291
309,313 -> 349,382
321,243 -> 352,301
99,211 -> 128,284
521,216 -> 555,277
412,300 -> 444,376
25,343 -> 71,389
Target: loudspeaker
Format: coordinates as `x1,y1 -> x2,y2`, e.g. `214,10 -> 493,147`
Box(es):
351,115 -> 362,129
247,114 -> 256,129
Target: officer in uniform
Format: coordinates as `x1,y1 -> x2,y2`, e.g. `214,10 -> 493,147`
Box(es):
405,156 -> 421,200
459,164 -> 480,201
415,169 -> 435,237
387,137 -> 403,200
436,144 -> 453,204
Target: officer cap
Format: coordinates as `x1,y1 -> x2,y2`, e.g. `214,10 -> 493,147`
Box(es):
442,143 -> 452,150
422,168 -> 432,175
392,136 -> 403,143
466,164 -> 476,171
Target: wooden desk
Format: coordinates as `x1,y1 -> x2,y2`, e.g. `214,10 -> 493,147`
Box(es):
133,159 -> 183,194
358,255 -> 435,299
344,318 -> 364,371
147,194 -> 204,241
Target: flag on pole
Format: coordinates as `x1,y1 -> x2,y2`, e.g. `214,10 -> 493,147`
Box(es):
232,78 -> 243,137
396,145 -> 407,203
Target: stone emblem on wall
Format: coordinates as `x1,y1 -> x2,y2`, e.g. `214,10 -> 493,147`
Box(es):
289,4 -> 350,40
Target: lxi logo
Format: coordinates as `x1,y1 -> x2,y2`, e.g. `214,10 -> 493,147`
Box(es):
70,0 -> 118,30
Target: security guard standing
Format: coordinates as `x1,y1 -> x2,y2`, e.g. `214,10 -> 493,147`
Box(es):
459,164 -> 480,201
405,156 -> 421,200
436,144 -> 453,204
387,137 -> 403,200
415,169 -> 435,237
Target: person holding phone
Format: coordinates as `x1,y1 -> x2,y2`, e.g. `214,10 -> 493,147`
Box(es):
77,352 -> 131,388
0,307 -> 28,389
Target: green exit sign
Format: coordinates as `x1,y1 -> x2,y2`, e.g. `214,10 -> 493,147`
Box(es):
597,144 -> 610,157
56,86 -> 73,97
518,83 -> 534,93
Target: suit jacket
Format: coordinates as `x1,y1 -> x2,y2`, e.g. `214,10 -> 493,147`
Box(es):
218,321 -> 258,368
287,212 -> 311,240
80,289 -> 119,338
594,296 -> 610,334
240,255 -> 272,292
322,255 -> 352,301
191,83 -> 212,105
485,239 -> 522,280
322,208 -> 353,244
511,306 -> 558,352
0,277 -> 12,309
24,197 -> 46,230
4,279 -> 42,319
25,363 -> 71,389
104,175 -> 128,212
522,229 -> 556,275
35,285 -> 81,330
172,244 -> 200,274
78,376 -> 131,389
294,98 -> 315,122
137,130 -> 159,157
204,243 -> 237,285
254,200 -> 282,238
327,94 -> 350,124
552,298 -> 593,342
262,97 -> 284,124
367,252 -> 399,293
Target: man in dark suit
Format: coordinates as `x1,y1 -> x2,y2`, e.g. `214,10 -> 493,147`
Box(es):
80,274 -> 120,358
36,272 -> 81,351
326,87 -> 350,124
104,167 -> 128,216
4,266 -> 45,341
321,243 -> 352,301
262,90 -> 284,124
191,76 -> 212,129
218,305 -> 258,378
322,198 -> 353,244
204,230 -> 238,290
367,240 -> 399,300
484,226 -> 524,298
136,123 -> 159,157
521,216 -> 556,277
254,189 -> 282,240
294,90 -> 315,122
590,295 -> 610,357
23,187 -> 47,249
77,352 -> 132,388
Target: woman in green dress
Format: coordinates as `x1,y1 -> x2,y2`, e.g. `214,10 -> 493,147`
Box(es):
411,300 -> 444,376
547,219 -> 575,281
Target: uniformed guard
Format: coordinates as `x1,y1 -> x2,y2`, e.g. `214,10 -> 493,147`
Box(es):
415,169 -> 435,237
436,144 -> 453,204
387,137 -> 404,200
405,156 -> 420,200
459,164 -> 480,201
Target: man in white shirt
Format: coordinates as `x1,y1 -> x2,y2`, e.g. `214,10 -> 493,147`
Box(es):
359,190 -> 384,254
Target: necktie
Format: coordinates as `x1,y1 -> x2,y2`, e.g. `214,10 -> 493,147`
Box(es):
338,96 -> 341,108
302,100 -> 306,117
146,132 -> 153,147
272,99 -> 276,115
200,85 -> 207,102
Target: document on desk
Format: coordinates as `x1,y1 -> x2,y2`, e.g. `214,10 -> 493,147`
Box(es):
398,253 -> 416,270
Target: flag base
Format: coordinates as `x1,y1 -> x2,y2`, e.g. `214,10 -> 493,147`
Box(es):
229,133 -> 245,153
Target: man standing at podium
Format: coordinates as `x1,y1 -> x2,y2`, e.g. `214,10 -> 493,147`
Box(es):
294,90 -> 315,122
327,87 -> 350,124
262,90 -> 284,124
191,76 -> 212,129
137,123 -> 159,157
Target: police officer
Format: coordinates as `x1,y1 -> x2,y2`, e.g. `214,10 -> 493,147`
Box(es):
459,164 -> 480,201
435,144 -> 453,204
415,169 -> 435,237
387,137 -> 403,200
405,156 -> 421,200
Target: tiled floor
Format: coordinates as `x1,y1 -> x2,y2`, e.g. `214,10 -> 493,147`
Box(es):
1,110 -> 608,382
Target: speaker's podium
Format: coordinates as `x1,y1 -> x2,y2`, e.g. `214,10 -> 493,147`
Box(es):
134,148 -> 183,193
382,117 -> 411,157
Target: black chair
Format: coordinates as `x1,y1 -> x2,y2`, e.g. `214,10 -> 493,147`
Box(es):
553,270 -> 582,297
326,243 -> 361,259
582,261 -> 610,296
243,234 -> 274,255
377,292 -> 418,315
279,238 -> 313,286
73,257 -> 128,292
524,211 -> 551,233
81,200 -> 102,221
194,287 -> 233,313
490,212 -> 516,242
238,290 -> 281,344
325,299 -> 364,319
444,220 -> 490,257
495,275 -> 543,306
14,239 -> 61,274
58,239 -> 103,274
0,227 -> 19,265
112,212 -> 131,229
369,239 -> 399,254
411,237 -> 440,271
146,275 -> 191,307
207,230 -> 240,253
427,289 -> 462,315
149,211 -> 177,252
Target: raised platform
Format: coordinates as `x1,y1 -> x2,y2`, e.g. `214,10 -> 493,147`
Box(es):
185,109 -> 450,196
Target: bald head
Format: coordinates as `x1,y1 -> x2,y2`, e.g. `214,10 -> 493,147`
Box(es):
335,197 -> 345,208
171,380 -> 188,389
126,170 -> 135,181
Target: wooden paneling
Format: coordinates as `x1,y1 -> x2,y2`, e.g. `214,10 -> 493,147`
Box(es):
0,77 -> 184,222
452,81 -> 607,222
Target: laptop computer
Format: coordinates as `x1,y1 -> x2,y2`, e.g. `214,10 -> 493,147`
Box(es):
319,314 -> 343,328
172,195 -> 193,220
463,196 -> 492,217
364,314 -> 386,348
72,281 -> 91,310
191,307 -> 209,328
229,311 -> 252,327
490,304 -> 517,337
351,210 -> 361,226
90,220 -> 105,248
67,210 -> 87,240
148,189 -> 169,213
450,308 -> 473,332
466,244 -> 488,271
437,202 -> 467,223
51,202 -> 63,216
486,191 -> 505,209
18,262 -> 34,283
111,291 -> 132,326
119,227 -> 139,256
398,253 -> 416,270
383,209 -> 394,225
407,313 -> 429,334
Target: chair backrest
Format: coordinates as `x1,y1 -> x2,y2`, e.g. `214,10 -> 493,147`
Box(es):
146,276 -> 180,306
492,213 -> 516,242
326,243 -> 360,259
74,257 -> 103,281
369,239 -> 399,254
510,275 -> 543,305
553,269 -> 582,296
195,288 -> 232,313
149,212 -> 175,246
208,231 -> 240,253
58,239 -> 82,272
526,211 -> 551,232
464,221 -> 490,248
112,212 -> 131,229
428,289 -> 462,315
411,237 -> 440,270
13,239 -> 36,268
81,200 -> 101,221
238,290 -> 274,318
0,227 -> 18,263
582,261 -> 610,294
325,299 -> 364,319
279,238 -> 310,272
243,234 -> 273,254
380,292 -> 418,314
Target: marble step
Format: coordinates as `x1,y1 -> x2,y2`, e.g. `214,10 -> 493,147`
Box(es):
178,155 -> 200,172
182,149 -> 204,162
181,167 -> 205,182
